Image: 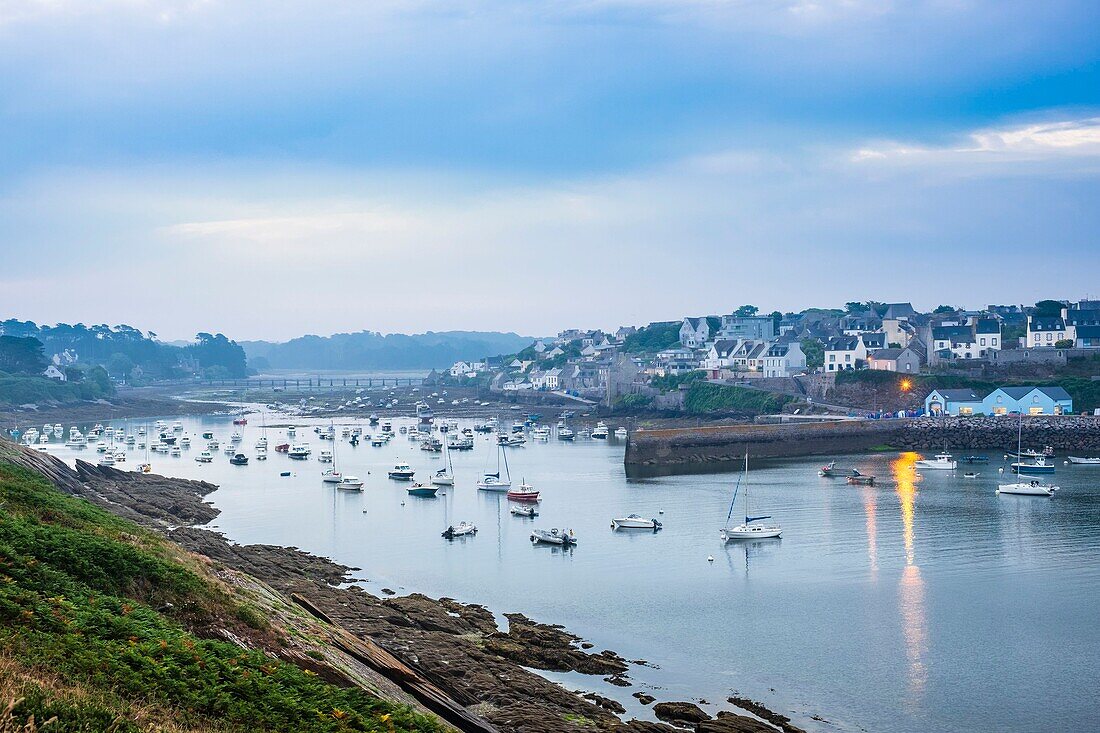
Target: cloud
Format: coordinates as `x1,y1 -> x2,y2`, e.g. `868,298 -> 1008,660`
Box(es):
852,117 -> 1100,165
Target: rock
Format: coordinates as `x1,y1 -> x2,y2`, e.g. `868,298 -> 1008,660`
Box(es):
632,692 -> 655,705
653,702 -> 711,726
605,674 -> 632,687
380,588 -> 396,595
583,692 -> 626,714
697,711 -> 776,733
727,696 -> 805,733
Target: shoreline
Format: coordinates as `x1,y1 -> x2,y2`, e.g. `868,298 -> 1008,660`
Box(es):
0,438 -> 809,733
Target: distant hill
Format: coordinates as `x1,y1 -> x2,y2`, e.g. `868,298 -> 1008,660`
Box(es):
241,331 -> 536,371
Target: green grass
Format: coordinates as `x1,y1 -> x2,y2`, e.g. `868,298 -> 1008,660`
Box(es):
0,461 -> 443,733
683,382 -> 795,415
0,375 -> 111,406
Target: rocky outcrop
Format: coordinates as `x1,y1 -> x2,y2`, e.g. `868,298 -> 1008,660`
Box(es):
653,702 -> 711,725
893,415 -> 1100,452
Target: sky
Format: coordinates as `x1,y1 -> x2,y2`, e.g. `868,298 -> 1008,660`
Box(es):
1,0 -> 1098,342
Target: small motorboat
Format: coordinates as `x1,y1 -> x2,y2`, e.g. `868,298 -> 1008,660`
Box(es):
280,471 -> 292,477
963,472 -> 980,479
318,449 -> 334,463
846,475 -> 875,486
179,436 -> 191,447
97,454 -> 116,467
614,427 -> 628,439
1011,457 -> 1055,474
1005,446 -> 1054,460
915,453 -> 957,471
591,422 -> 609,439
195,450 -> 214,463
963,455 -> 989,463
224,445 -> 236,455
202,431 -> 215,440
1067,456 -> 1100,465
275,443 -> 290,453
531,426 -> 551,440
510,504 -> 538,518
997,480 -> 1057,497
611,514 -> 662,530
229,453 -> 249,465
337,476 -> 364,491
388,463 -> 415,480
442,522 -> 477,539
288,444 -> 311,460
255,447 -> 268,461
818,461 -> 860,477
507,481 -> 541,502
407,483 -> 438,497
531,528 -> 577,546
233,418 -> 248,426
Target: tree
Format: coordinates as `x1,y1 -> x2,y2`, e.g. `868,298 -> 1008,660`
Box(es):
1034,300 -> 1065,317
801,338 -> 824,369
86,365 -> 113,395
769,310 -> 783,331
1055,339 -> 1074,349
107,352 -> 134,379
933,305 -> 958,315
0,336 -> 48,376
845,302 -> 869,314
189,333 -> 248,378
735,305 -> 759,318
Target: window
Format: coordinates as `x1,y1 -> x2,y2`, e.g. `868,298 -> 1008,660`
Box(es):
980,338 -> 986,346
992,337 -> 998,346
845,354 -> 851,362
1046,333 -> 1052,342
829,354 -> 835,362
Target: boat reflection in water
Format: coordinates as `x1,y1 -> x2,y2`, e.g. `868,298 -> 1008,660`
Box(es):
892,452 -> 928,709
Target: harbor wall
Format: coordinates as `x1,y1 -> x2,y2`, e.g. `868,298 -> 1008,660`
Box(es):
624,416 -> 1100,471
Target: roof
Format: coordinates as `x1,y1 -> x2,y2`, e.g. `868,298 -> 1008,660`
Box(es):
1034,386 -> 1072,401
869,348 -> 905,360
883,303 -> 917,319
825,336 -> 860,350
860,332 -> 886,348
975,319 -> 1000,334
991,385 -> 1073,402
1065,309 -> 1100,326
930,389 -> 981,402
1029,316 -> 1065,330
766,343 -> 790,357
1075,325 -> 1100,338
932,325 -> 973,342
711,339 -> 738,357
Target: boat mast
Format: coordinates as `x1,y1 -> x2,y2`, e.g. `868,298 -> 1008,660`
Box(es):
501,443 -> 511,482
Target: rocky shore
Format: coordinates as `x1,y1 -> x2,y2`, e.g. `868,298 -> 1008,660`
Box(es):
0,439 -> 805,733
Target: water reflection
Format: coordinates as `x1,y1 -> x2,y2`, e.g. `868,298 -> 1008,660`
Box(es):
892,453 -> 927,708
861,485 -> 878,577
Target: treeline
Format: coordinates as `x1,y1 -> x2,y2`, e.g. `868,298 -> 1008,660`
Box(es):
0,320 -> 248,381
242,330 -> 533,371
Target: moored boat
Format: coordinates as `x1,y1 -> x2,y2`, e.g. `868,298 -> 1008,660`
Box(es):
407,483 -> 438,497
818,460 -> 859,477
388,463 -> 415,480
337,476 -> 364,491
442,522 -> 477,539
510,504 -> 538,518
1067,456 -> 1100,465
530,528 -> 577,546
915,453 -> 957,471
846,475 -> 875,486
507,480 -> 541,503
229,453 -> 249,465
1011,456 -> 1055,474
611,514 -> 662,530
997,480 -> 1057,497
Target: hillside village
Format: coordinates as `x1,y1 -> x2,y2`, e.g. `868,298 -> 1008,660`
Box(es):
445,299 -> 1100,415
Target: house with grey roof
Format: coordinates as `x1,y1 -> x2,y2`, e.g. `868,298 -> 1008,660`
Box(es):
762,341 -> 806,377
867,347 -> 921,373
982,386 -> 1073,415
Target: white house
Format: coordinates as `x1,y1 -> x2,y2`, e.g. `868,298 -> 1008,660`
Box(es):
762,341 -> 806,378
703,340 -> 739,373
867,347 -> 921,373
43,365 -> 66,381
824,336 -> 866,371
1029,306 -> 1100,347
679,317 -> 715,348
929,318 -> 1001,362
449,361 -> 473,378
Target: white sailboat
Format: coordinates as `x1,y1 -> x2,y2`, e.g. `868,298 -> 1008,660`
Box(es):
322,423 -> 342,483
720,454 -> 782,541
999,414 -> 1057,497
477,442 -> 512,491
431,437 -> 455,486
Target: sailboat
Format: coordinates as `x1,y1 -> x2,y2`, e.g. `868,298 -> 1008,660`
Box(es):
477,442 -> 512,491
322,422 -> 343,483
998,414 -> 1057,497
720,454 -> 782,541
431,437 -> 455,486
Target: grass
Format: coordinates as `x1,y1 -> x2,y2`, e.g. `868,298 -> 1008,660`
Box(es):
684,382 -> 795,415
0,461 -> 443,733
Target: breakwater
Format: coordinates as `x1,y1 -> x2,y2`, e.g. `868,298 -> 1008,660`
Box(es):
624,416 -> 1100,471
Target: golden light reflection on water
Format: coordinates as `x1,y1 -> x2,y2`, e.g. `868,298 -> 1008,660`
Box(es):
892,452 -> 927,707
861,485 -> 878,575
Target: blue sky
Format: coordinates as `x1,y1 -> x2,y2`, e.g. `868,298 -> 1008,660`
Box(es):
1,1 -> 1098,340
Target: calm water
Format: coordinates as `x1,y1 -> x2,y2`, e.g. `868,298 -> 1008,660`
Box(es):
35,413 -> 1100,733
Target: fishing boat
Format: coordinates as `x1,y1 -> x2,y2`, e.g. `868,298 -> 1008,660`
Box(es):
963,471 -> 980,478
1011,456 -> 1055,474
388,463 -> 415,480
846,475 -> 875,486
531,426 -> 551,440
915,453 -> 957,471
255,447 -> 268,461
370,435 -> 387,447
288,444 -> 311,460
337,475 -> 364,491
229,453 -> 249,465
318,449 -> 333,463
1005,446 -> 1055,460
614,427 -> 628,439
97,453 -> 116,467
1067,456 -> 1100,465
591,422 -> 609,439
721,454 -> 782,541
477,443 -> 512,491
407,483 -> 438,497
420,436 -> 443,452
530,528 -> 577,546
611,514 -> 662,530
442,522 -> 477,539
274,443 -> 289,453
507,480 -> 541,502
818,461 -> 859,477
510,504 -> 538,518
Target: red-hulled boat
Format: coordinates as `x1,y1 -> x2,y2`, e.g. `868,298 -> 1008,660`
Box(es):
233,418 -> 248,425
274,443 -> 290,453
507,481 -> 541,503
